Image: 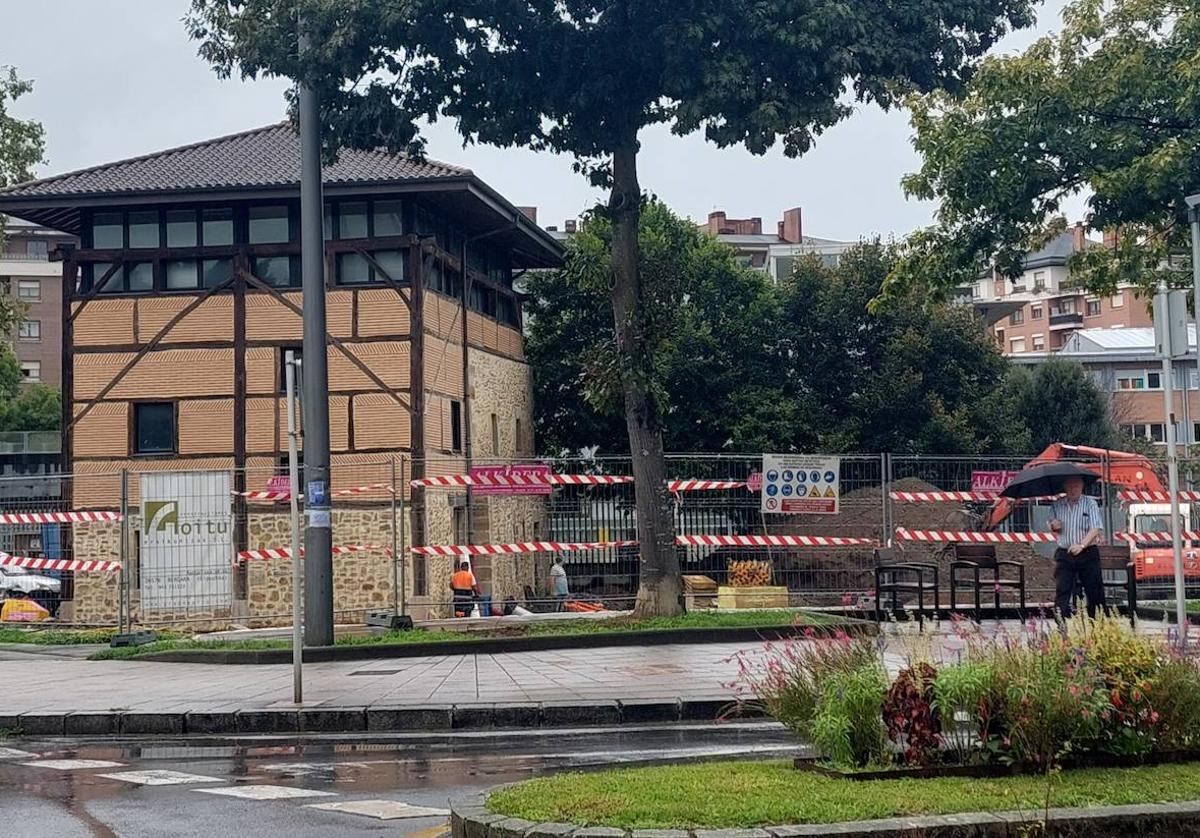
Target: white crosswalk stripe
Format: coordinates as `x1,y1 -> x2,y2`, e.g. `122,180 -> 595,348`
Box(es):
99,769 -> 222,786
21,759 -> 124,770
0,747 -> 36,760
307,800 -> 450,820
194,784 -> 338,801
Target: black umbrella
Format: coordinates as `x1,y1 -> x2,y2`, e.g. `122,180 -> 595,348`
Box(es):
1000,462 -> 1100,499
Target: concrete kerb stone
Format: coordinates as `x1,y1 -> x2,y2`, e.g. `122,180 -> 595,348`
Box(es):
491,818 -> 540,838
526,825 -> 579,838
366,705 -> 454,731
14,713 -> 65,736
64,712 -> 120,736
235,708 -> 299,734
618,699 -> 681,724
693,830 -> 772,838
542,700 -> 620,727
463,813 -> 508,838
184,711 -> 238,735
298,707 -> 367,732
631,831 -> 692,838
493,703 -> 542,728
452,704 -> 497,729
0,714 -> 24,732
572,829 -> 629,838
120,711 -> 186,735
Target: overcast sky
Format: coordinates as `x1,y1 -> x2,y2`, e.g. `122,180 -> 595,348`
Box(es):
1,0 -> 1079,241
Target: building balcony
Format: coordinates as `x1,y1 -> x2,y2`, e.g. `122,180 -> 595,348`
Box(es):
1049,312 -> 1084,329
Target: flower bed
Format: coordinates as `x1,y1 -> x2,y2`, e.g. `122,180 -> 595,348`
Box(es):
731,617 -> 1200,773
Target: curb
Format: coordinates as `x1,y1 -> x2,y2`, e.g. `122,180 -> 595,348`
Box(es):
452,791 -> 1200,838
5,697 -> 760,738
129,621 -> 876,665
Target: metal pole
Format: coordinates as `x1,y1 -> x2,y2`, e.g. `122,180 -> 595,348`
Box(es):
1158,281 -> 1188,648
1189,197 -> 1200,478
391,456 -> 399,618
399,455 -> 407,615
299,29 -> 333,646
286,351 -> 303,703
119,468 -> 128,634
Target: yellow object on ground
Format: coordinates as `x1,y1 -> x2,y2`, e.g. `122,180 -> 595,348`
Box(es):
1,598 -> 51,622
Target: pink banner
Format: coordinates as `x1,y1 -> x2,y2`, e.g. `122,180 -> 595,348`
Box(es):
971,470 -> 1018,493
469,464 -> 554,495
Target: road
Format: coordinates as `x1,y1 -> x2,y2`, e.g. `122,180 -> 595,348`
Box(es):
0,722 -> 809,837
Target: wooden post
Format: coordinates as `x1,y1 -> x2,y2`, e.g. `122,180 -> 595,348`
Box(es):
58,251 -> 75,482
232,251 -> 249,594
409,241 -> 426,556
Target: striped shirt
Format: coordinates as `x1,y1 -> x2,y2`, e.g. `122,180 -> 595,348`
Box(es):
1049,495 -> 1103,549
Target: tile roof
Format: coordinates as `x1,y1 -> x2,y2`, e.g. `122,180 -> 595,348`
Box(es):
0,123 -> 470,199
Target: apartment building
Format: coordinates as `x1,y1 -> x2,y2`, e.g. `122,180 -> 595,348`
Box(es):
1,219 -> 76,386
698,207 -> 855,280
972,224 -> 1152,355
1010,326 -> 1200,445
0,123 -> 563,624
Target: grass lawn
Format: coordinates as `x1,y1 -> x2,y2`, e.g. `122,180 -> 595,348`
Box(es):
488,760 -> 1200,828
0,627 -> 123,645
85,609 -> 837,660
1141,600 -> 1200,615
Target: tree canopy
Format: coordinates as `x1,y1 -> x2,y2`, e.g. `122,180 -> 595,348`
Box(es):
1010,359 -> 1116,453
0,341 -> 59,433
885,0 -> 1200,302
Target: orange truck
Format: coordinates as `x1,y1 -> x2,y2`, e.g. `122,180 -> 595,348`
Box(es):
981,443 -> 1198,582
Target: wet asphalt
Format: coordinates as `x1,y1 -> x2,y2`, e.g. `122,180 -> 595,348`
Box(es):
0,722 -> 808,837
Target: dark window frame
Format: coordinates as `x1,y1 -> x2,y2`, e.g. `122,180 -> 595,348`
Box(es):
130,401 -> 178,457
450,400 -> 463,453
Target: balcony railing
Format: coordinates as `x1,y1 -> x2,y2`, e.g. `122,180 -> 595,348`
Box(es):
0,431 -> 61,454
1049,311 -> 1084,329
0,252 -> 50,262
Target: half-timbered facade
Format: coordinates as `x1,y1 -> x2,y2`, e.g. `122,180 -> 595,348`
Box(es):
0,124 -> 561,624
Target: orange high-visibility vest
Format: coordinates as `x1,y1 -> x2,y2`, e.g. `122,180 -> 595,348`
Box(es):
451,570 -> 476,590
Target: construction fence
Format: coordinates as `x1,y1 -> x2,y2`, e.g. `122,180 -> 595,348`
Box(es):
1,452 -> 1194,630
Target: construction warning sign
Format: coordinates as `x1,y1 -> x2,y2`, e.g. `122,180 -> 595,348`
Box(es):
761,455 -> 841,515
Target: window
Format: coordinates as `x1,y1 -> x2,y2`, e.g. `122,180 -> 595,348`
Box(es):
128,211 -> 160,248
1125,423 -> 1167,443
413,553 -> 427,597
128,262 -> 154,291
1111,293 -> 1125,309
452,506 -> 468,545
248,205 -> 289,243
134,403 -> 175,455
19,361 -> 40,382
17,279 -> 40,301
497,294 -> 519,328
374,200 -> 404,236
1086,298 -> 1102,316
166,260 -> 199,290
971,283 -> 981,299
1033,270 -> 1046,290
450,400 -> 463,453
252,256 -> 294,287
17,319 -> 39,341
336,202 -> 368,239
25,240 -> 48,259
1118,374 -> 1146,390
1010,309 -> 1024,325
1009,337 -> 1026,353
91,213 -> 123,249
373,250 -> 405,283
515,417 -> 524,455
1147,371 -> 1162,389
165,210 -> 198,247
336,252 -> 371,284
469,283 -> 497,318
1032,334 -> 1046,351
202,208 -> 234,246
491,413 -> 499,456
1031,305 -> 1043,320
202,259 -> 232,288
1055,299 -> 1076,315
278,347 -> 302,393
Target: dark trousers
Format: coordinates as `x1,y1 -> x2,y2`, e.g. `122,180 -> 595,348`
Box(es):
1054,546 -> 1105,619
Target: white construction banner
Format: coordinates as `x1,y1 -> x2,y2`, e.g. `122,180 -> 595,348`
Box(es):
140,471 -> 233,610
761,455 -> 841,515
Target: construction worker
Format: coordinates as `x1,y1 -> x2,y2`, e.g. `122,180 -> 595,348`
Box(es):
550,556 -> 570,612
450,560 -> 481,617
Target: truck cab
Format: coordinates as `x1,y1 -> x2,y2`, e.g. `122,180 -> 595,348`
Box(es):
1126,502 -> 1200,589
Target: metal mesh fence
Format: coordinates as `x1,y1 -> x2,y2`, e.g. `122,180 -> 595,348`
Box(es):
2,449 -> 1196,629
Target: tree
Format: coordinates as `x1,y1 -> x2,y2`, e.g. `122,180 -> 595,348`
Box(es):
884,0 -> 1200,302
526,201 -> 788,456
781,244 -> 1031,455
0,66 -> 46,332
188,0 -> 1036,615
0,341 -> 59,432
1010,360 -> 1116,452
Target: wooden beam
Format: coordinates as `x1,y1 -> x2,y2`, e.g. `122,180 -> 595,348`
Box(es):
354,246 -> 411,311
232,252 -> 249,564
409,240 -> 427,552
66,275 -> 237,431
240,269 -> 410,410
60,254 -> 76,484
67,259 -> 125,323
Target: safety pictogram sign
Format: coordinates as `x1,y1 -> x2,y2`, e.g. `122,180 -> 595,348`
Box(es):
761,455 -> 840,515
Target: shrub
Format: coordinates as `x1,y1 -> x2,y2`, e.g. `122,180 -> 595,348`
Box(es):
810,662 -> 889,767
884,663 -> 941,766
1145,655 -> 1200,751
932,661 -> 997,764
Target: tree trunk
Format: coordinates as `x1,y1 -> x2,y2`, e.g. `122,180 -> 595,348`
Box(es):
609,137 -> 682,617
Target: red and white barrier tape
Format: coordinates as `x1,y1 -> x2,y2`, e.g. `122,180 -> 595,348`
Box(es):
668,480 -> 746,492
895,528 -> 1057,543
410,474 -> 634,488
1116,531 -> 1200,544
0,510 -> 122,525
0,552 -> 121,572
237,544 -> 392,562
1119,490 -> 1200,503
233,483 -> 394,503
411,540 -> 637,556
675,534 -> 876,548
890,491 -> 1000,502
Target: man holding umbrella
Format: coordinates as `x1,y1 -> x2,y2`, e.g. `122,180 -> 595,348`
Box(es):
1001,463 -> 1105,619
1048,475 -> 1105,619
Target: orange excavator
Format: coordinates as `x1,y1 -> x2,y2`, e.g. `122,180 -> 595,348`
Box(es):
980,442 -> 1195,581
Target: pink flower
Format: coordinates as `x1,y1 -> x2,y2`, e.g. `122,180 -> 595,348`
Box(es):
841,593 -> 854,605
1069,685 -> 1080,697
1151,711 -> 1161,724
1082,708 -> 1092,720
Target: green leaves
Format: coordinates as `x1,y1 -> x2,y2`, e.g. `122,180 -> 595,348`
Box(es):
888,0 -> 1200,302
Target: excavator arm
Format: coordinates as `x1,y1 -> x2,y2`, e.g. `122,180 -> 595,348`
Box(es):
979,443 -> 1165,531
